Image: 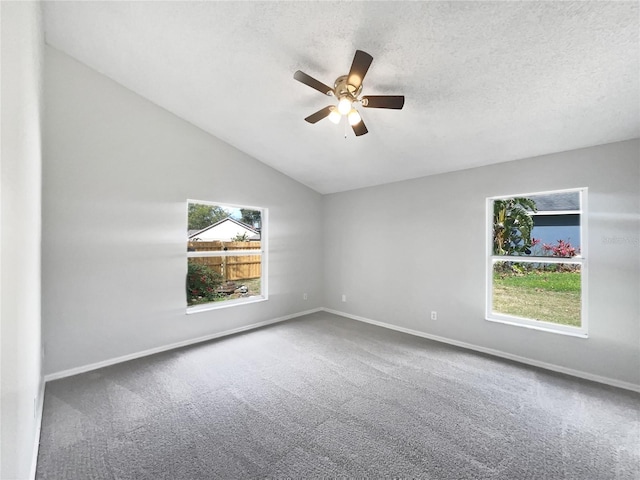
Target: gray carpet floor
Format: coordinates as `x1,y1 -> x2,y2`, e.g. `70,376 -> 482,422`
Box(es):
36,312 -> 640,479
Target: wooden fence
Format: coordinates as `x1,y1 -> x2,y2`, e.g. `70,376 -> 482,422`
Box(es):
188,241 -> 261,281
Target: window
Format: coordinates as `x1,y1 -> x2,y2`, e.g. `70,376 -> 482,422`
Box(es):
187,200 -> 267,312
486,189 -> 587,337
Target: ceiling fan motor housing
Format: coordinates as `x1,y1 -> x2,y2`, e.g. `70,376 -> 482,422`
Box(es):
334,75 -> 362,101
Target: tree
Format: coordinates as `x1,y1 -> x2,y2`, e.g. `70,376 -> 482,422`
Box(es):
231,232 -> 250,242
240,209 -> 261,228
493,197 -> 537,256
188,204 -> 229,230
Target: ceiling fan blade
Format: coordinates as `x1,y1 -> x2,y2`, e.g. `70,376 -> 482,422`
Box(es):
304,106 -> 334,124
294,70 -> 333,96
347,50 -> 373,90
362,95 -> 405,109
351,117 -> 368,136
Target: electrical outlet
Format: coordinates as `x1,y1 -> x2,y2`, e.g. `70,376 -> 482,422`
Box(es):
303,293 -> 308,300
431,311 -> 437,320
342,294 -> 347,302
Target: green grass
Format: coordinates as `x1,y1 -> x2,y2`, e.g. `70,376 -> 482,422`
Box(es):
496,270 -> 580,292
493,270 -> 581,327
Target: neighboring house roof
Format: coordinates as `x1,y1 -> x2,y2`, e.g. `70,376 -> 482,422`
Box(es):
529,192 -> 580,212
189,217 -> 260,241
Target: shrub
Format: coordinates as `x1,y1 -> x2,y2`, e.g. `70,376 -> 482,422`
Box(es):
187,262 -> 223,305
542,239 -> 579,258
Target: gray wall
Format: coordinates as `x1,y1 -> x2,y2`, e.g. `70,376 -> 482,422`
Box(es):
1,2 -> 43,478
324,139 -> 640,386
42,47 -> 324,375
41,45 -> 639,389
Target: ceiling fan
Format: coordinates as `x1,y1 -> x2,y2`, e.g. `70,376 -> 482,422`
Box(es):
294,50 -> 405,137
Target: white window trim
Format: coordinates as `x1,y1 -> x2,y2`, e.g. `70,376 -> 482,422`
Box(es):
530,210 -> 580,217
485,188 -> 588,338
187,250 -> 263,258
186,200 -> 268,314
186,295 -> 268,314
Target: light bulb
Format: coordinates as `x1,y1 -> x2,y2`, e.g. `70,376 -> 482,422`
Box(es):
328,107 -> 341,124
337,97 -> 352,115
348,109 -> 362,126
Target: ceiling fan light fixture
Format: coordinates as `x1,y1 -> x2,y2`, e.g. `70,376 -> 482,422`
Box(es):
337,96 -> 352,115
328,107 -> 341,124
348,109 -> 362,126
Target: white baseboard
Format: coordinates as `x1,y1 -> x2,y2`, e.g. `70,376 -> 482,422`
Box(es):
323,308 -> 640,394
43,305 -> 640,393
44,307 -> 322,382
30,378 -> 46,480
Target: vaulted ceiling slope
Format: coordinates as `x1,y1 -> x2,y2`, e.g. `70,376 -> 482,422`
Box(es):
43,1 -> 639,194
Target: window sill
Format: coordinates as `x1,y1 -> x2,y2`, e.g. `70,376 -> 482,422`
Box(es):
186,295 -> 267,314
486,315 -> 588,338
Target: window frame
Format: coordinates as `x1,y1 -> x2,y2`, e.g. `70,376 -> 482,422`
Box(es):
186,199 -> 268,314
485,188 -> 588,338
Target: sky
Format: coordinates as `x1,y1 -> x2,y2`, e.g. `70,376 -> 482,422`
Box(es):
222,206 -> 241,219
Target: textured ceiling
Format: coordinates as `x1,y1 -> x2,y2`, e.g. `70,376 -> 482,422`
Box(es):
43,1 -> 639,194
